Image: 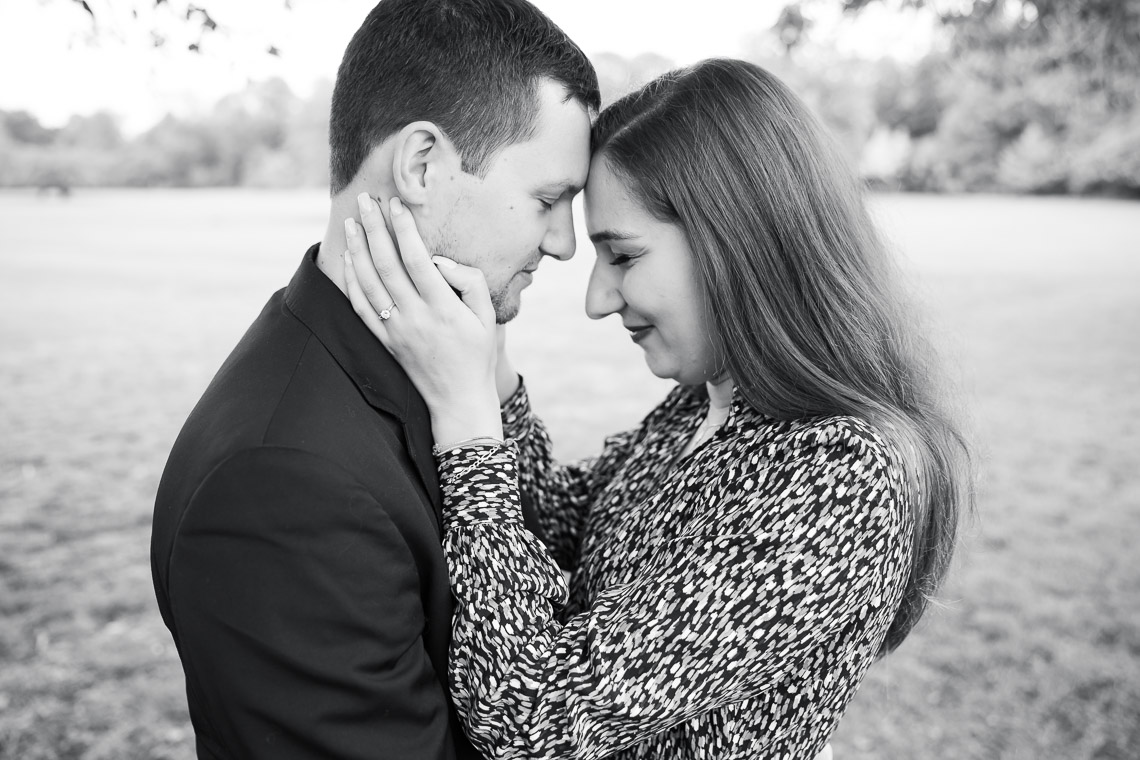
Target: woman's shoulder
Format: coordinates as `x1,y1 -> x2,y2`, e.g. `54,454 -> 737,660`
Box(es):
733,413 -> 910,531
740,410 -> 902,481
786,413 -> 891,453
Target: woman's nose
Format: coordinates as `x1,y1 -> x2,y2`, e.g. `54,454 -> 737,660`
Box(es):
585,258 -> 624,320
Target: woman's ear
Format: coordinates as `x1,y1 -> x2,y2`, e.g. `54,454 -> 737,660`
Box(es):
391,121 -> 460,205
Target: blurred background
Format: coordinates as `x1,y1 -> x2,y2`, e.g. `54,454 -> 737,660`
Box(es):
1,1 -> 1137,758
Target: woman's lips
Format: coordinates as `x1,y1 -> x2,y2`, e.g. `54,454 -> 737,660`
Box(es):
627,325 -> 653,343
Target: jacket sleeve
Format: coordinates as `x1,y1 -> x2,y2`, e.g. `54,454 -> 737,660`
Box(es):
438,421 -> 911,760
166,446 -> 455,760
500,382 -> 642,571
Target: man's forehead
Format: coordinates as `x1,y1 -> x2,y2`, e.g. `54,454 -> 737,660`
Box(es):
495,139 -> 588,197
519,80 -> 591,180
492,135 -> 587,190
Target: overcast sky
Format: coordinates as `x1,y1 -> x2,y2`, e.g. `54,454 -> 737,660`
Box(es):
0,0 -> 937,133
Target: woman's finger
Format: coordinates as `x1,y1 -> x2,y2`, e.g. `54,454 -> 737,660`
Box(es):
343,250 -> 392,344
431,256 -> 496,329
344,217 -> 403,318
388,197 -> 457,305
354,193 -> 418,305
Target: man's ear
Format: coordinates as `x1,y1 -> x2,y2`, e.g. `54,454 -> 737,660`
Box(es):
391,121 -> 460,205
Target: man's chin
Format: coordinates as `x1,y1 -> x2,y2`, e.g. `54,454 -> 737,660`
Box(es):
490,283 -> 524,324
492,295 -> 520,324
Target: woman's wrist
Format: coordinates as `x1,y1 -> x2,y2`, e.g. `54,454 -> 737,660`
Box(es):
430,386 -> 504,449
432,435 -> 507,456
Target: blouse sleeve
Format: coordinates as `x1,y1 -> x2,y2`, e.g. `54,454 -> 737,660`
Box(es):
500,381 -> 641,571
438,418 -> 912,760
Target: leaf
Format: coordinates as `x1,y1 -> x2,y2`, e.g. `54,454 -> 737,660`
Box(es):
186,4 -> 219,32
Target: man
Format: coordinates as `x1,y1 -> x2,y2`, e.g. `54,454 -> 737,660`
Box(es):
150,1 -> 598,757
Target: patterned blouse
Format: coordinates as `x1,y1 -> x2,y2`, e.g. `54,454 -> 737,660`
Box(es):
436,382 -> 912,760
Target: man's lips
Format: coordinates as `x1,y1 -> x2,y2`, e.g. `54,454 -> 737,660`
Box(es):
515,264 -> 539,287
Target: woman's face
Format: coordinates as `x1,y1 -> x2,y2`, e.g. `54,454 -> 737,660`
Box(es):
583,154 -> 722,385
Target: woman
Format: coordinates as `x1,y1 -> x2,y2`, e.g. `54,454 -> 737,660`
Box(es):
342,58 -> 970,759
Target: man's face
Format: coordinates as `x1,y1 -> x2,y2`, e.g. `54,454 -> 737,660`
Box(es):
426,79 -> 592,322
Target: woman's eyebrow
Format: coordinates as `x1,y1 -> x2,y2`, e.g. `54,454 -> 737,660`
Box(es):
589,229 -> 638,244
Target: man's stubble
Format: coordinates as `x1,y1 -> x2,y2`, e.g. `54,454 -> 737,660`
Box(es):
430,224 -> 520,325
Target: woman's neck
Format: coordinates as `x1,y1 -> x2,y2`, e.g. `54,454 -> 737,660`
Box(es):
706,374 -> 734,415
678,375 -> 736,460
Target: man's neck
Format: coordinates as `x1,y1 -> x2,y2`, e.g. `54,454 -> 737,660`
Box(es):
320,189 -> 387,297
320,175 -> 401,295
318,203 -> 352,297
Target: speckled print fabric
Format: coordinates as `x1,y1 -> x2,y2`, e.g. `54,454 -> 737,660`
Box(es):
436,383 -> 913,760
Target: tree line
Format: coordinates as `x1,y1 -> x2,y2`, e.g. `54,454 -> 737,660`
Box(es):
4,0 -> 1138,196
0,78 -> 331,190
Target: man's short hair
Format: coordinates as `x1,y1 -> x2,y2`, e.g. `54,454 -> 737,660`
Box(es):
329,0 -> 600,194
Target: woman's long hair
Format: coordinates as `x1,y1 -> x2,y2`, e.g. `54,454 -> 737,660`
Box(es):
592,58 -> 972,654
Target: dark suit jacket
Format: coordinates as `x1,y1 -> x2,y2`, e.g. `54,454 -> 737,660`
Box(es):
152,245 -> 480,760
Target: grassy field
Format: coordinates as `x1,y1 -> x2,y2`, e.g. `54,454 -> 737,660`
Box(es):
1,189 -> 1137,759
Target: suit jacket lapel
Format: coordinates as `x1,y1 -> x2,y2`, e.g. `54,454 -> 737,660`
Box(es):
283,244 -> 443,533
400,387 -> 443,529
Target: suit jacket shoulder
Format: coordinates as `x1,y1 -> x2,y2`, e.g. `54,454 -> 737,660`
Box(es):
152,246 -> 478,760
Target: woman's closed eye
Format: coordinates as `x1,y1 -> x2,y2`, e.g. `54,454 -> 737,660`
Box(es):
609,251 -> 641,267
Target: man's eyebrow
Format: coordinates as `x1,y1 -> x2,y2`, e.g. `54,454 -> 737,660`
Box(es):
589,229 -> 638,244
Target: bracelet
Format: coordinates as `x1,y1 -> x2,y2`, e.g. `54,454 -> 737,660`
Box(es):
441,447 -> 498,488
437,438 -> 516,488
431,436 -> 505,457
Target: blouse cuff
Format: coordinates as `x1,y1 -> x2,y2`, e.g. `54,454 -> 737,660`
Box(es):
436,442 -> 524,528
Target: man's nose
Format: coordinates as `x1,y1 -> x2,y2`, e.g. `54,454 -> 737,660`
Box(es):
585,258 -> 624,320
539,204 -> 576,261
